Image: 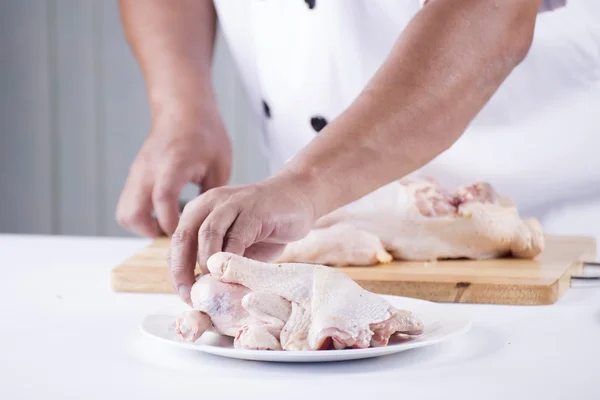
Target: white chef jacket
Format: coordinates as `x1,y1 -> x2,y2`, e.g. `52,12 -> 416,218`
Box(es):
213,0 -> 600,239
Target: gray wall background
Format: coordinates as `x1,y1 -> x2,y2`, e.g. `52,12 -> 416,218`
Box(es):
0,0 -> 269,237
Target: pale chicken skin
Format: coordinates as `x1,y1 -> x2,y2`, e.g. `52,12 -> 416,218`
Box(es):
277,223 -> 393,267
175,275 -> 291,350
175,253 -> 424,351
280,179 -> 544,265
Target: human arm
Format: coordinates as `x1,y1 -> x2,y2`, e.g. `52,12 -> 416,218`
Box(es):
279,0 -> 542,217
116,0 -> 231,237
169,0 -> 541,303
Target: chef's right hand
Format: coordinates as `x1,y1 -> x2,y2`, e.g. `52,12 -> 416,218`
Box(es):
116,106 -> 232,237
167,173 -> 319,304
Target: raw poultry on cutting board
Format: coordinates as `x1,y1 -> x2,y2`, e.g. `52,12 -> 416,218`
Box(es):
277,179 -> 544,266
175,252 -> 424,351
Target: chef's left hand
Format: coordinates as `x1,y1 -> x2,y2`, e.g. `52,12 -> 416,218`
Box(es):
168,175 -> 317,304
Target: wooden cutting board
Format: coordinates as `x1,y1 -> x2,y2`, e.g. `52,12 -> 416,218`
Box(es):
110,235 -> 596,305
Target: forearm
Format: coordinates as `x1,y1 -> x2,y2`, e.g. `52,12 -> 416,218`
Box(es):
276,0 -> 540,219
119,0 -> 218,117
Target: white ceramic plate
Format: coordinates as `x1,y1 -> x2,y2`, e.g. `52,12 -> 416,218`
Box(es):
140,295 -> 471,363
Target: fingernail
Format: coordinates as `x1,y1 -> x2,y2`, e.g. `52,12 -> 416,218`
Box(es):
178,285 -> 192,306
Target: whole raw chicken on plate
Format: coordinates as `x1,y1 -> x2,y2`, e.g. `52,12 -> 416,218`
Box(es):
175,252 -> 424,351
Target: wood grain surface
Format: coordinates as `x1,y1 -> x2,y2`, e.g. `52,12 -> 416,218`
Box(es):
110,235 -> 596,305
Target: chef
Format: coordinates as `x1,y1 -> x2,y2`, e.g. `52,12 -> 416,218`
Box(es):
115,0 -> 600,304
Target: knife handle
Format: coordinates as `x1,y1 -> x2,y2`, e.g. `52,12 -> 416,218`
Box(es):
571,262 -> 600,288
572,262 -> 600,279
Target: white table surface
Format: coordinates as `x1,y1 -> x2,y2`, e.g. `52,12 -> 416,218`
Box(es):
1,234 -> 599,400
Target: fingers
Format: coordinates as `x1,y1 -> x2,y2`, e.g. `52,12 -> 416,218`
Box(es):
207,252 -> 315,302
197,206 -> 240,269
152,169 -> 189,236
116,174 -> 162,238
201,160 -> 230,192
167,229 -> 199,306
243,242 -> 286,263
169,194 -> 238,304
222,214 -> 258,256
169,200 -> 213,304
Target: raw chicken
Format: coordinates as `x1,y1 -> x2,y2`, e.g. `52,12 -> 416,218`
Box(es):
175,274 -> 291,350
277,223 -> 393,267
175,252 -> 424,351
278,179 -> 544,265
